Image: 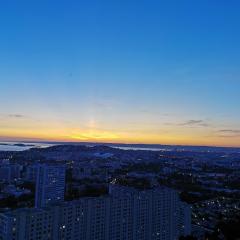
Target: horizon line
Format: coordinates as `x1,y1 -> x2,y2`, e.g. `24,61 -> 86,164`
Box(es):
0,138 -> 240,149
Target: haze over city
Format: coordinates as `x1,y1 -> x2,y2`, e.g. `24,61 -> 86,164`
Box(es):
1,1 -> 240,147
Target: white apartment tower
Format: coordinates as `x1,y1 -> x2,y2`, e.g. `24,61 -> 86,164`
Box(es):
35,164 -> 66,208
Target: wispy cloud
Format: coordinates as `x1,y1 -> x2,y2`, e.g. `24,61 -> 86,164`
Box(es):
0,113 -> 26,119
7,114 -> 25,118
165,119 -> 210,127
217,129 -> 240,138
70,130 -> 120,141
179,120 -> 209,127
218,129 -> 240,134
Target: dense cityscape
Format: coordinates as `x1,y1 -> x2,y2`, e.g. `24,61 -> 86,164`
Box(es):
0,143 -> 239,239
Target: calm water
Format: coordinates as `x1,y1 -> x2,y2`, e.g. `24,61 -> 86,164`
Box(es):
0,142 -> 53,151
0,142 -> 238,153
0,142 -> 168,152
115,146 -> 171,151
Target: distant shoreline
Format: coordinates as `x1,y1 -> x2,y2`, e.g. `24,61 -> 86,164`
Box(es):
0,141 -> 239,153
0,142 -> 35,147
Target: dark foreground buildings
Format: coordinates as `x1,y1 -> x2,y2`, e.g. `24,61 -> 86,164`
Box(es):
0,184 -> 191,240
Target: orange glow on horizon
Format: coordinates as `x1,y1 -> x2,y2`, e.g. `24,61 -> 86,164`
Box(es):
0,128 -> 240,148
0,116 -> 239,147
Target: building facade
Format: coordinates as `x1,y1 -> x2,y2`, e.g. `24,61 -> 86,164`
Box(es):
25,165 -> 38,183
0,164 -> 21,183
35,164 -> 66,208
0,185 -> 191,240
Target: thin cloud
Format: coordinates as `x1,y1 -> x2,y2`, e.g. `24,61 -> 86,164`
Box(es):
164,119 -> 210,127
179,120 -> 210,127
217,129 -> 240,138
8,114 -> 25,118
0,113 -> 26,119
218,129 -> 240,134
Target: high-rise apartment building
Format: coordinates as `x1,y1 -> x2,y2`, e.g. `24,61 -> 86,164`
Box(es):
0,185 -> 191,240
25,164 -> 38,183
0,164 -> 21,183
35,164 -> 66,208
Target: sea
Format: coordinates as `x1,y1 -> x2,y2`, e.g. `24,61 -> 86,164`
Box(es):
0,142 -> 53,151
0,141 -> 239,153
0,142 -> 167,152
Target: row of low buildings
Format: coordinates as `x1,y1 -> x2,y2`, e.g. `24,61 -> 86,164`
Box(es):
0,164 -> 191,240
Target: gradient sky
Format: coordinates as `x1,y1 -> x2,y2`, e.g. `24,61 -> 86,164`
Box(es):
0,0 -> 240,147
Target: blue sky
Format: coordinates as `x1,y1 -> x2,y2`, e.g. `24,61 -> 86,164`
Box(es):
0,0 -> 240,146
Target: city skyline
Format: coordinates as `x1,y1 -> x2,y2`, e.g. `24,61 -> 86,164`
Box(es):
1,1 -> 240,147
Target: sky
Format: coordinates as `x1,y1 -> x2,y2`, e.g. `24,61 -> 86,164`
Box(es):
0,0 -> 240,147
